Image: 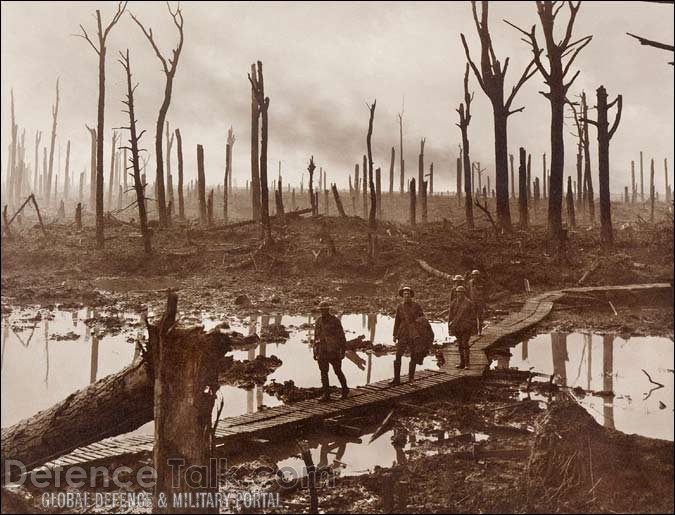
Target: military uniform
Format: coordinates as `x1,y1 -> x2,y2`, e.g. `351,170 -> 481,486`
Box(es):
314,313 -> 348,398
468,277 -> 486,334
392,298 -> 426,383
448,295 -> 476,368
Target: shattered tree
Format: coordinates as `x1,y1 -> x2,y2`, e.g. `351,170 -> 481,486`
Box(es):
456,63 -> 475,228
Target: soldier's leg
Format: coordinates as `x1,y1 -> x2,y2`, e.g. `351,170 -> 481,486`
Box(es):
331,359 -> 349,393
456,334 -> 467,368
318,359 -> 331,399
408,358 -> 417,382
390,344 -> 404,385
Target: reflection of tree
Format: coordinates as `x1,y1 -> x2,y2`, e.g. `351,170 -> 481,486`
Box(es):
1,317 -> 9,370
586,333 -> 592,391
602,334 -> 615,430
90,335 -> 99,384
43,318 -> 50,385
366,352 -> 372,385
367,314 -> 377,344
522,338 -> 528,360
551,332 -> 569,385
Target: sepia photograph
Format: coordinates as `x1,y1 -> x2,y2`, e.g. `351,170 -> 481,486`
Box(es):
1,1 -> 673,513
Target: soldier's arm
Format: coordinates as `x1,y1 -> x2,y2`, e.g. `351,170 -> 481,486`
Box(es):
336,318 -> 347,346
393,307 -> 401,339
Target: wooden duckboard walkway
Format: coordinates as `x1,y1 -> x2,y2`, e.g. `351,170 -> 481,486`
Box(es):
42,282 -> 672,470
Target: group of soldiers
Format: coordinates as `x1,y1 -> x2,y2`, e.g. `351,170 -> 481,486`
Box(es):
312,270 -> 487,402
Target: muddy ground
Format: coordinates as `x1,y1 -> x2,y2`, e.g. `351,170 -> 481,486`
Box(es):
4,373 -> 673,514
2,197 -> 673,334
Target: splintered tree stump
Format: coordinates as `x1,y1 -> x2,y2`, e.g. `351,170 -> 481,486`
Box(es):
151,292 -> 230,513
75,202 -> 82,230
331,184 -> 346,217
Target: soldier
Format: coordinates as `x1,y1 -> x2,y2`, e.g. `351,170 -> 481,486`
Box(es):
448,285 -> 476,369
313,300 -> 349,401
391,286 -> 425,385
449,274 -> 465,304
468,269 -> 486,335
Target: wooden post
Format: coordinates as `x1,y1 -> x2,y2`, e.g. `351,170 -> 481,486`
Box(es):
519,148 -> 528,229
409,178 -> 416,226
331,184 -> 347,218
197,144 -> 207,224
30,194 -> 48,237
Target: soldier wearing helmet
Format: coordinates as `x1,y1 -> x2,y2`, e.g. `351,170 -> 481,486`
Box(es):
449,274 -> 466,304
313,300 -> 349,401
448,285 -> 476,369
391,286 -> 426,385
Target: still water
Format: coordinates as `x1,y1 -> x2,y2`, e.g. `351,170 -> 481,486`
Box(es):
0,307 -> 450,428
491,332 -> 674,441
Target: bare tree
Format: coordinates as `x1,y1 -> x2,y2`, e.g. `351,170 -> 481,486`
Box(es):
119,49 -> 151,254
397,99 -> 405,194
461,1 -> 538,232
582,85 -> 622,246
456,64 -> 475,228
130,2 -> 184,228
366,101 -> 377,229
76,1 -> 128,248
626,31 -> 674,65
248,61 -> 271,243
33,130 -> 42,196
107,131 -> 119,209
249,64 -> 261,221
175,128 -> 184,220
224,127 -> 235,223
46,78 -> 60,204
308,156 -> 316,215
165,121 -> 175,209
507,1 -> 592,241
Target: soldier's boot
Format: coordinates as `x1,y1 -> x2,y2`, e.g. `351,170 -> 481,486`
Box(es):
319,374 -> 332,402
408,361 -> 417,383
463,347 -> 471,368
337,371 -> 349,399
455,344 -> 466,369
390,357 -> 402,386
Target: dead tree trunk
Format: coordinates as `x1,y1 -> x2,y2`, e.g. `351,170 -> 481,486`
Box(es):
461,1 -> 537,233
362,155 -> 368,219
376,168 -> 382,218
165,122 -> 174,210
665,158 -> 670,204
566,176 -> 575,228
175,128 -> 185,220
417,138 -> 425,205
8,91 -> 17,208
366,101 -> 377,229
331,184 -> 346,217
249,64 -> 261,221
542,153 -> 547,199
207,189 -> 214,226
508,1 -> 591,241
354,163 -> 360,197
107,132 -> 118,209
249,61 -> 272,242
409,178 -> 416,226
585,85 -> 622,246
197,144 -> 207,224
119,49 -> 151,254
510,153 -> 515,199
46,79 -> 59,204
308,156 -> 316,216
421,179 -> 428,223
429,162 -> 434,195
640,151 -> 644,202
456,155 -> 463,203
224,127 -> 235,223
456,64 -> 474,228
581,92 -> 595,224
650,158 -> 655,222
527,153 -> 532,200
130,4 -> 184,228
75,202 -> 82,230
388,146 -> 395,195
86,126 -> 96,209
631,160 -> 636,203
77,3 -> 127,248
398,107 -> 405,194
518,147 -> 528,228
275,179 -> 286,225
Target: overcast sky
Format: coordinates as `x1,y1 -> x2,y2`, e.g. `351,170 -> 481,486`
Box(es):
1,1 -> 673,194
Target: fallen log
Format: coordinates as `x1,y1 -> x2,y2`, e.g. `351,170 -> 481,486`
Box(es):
207,207 -> 312,232
1,297 -> 235,481
417,259 -> 454,281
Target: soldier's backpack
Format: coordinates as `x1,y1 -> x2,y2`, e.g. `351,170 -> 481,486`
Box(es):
414,316 -> 435,357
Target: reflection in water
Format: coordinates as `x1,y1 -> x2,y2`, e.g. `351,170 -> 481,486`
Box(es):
2,308 -> 448,431
494,332 -> 674,441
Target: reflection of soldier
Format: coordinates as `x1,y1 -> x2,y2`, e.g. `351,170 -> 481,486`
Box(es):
392,286 -> 425,385
318,439 -> 347,469
314,301 -> 348,402
448,286 -> 476,369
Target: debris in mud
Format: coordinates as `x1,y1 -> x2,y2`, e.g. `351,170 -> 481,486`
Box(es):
220,355 -> 283,389
49,330 -> 79,341
234,294 -> 252,307
261,323 -> 290,342
263,379 -> 342,403
83,314 -> 126,336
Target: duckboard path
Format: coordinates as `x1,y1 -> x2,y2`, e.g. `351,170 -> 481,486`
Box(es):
39,282 -> 672,470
